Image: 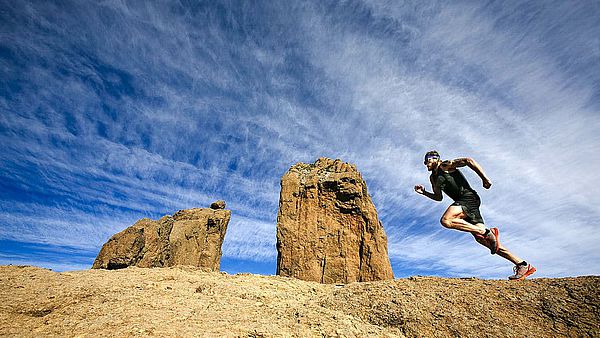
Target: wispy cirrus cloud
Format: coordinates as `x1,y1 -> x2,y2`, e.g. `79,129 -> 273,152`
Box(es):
1,1 -> 598,277
282,0 -> 600,277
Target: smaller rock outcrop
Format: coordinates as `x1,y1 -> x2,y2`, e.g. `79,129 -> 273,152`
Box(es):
93,202 -> 230,271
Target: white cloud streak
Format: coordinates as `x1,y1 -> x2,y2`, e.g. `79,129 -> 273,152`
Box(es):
1,1 -> 598,277
288,0 -> 600,277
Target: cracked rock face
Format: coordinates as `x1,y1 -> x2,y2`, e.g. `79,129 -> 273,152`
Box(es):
276,158 -> 394,283
93,205 -> 230,271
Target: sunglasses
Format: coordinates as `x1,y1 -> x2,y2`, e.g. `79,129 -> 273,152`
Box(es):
424,156 -> 439,165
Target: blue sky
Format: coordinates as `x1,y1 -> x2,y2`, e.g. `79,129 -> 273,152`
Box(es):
1,1 -> 599,279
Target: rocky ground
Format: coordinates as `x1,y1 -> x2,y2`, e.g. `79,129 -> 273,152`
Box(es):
1,265 -> 598,337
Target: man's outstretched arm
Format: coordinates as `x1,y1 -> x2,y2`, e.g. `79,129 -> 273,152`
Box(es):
443,157 -> 492,189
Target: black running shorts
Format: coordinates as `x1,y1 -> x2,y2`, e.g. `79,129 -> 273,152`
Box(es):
453,193 -> 484,225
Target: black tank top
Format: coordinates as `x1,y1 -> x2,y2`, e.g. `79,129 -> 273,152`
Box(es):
433,168 -> 476,201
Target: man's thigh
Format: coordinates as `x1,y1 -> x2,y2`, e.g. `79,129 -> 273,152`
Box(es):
442,205 -> 466,220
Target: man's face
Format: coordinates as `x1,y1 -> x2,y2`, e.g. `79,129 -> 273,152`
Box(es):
424,157 -> 439,171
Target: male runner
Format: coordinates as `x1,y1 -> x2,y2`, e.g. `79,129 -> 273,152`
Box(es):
414,150 -> 535,280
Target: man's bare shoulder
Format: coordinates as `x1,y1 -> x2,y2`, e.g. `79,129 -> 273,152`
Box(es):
439,160 -> 454,171
441,158 -> 470,170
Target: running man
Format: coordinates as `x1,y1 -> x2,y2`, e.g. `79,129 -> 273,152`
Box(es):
414,150 -> 536,280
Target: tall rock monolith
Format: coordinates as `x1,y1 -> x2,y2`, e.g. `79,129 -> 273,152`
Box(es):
93,202 -> 230,271
276,158 -> 394,283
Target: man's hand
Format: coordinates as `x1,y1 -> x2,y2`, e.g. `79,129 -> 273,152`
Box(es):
482,179 -> 492,189
414,185 -> 425,194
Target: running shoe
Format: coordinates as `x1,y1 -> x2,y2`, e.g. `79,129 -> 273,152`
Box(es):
509,264 -> 536,281
484,228 -> 499,255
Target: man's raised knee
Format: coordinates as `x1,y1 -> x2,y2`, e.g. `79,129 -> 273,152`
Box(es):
440,216 -> 453,229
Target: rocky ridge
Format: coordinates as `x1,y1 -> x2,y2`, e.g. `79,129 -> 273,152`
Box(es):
1,266 -> 598,337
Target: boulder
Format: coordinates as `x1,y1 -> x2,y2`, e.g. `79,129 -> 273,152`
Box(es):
93,206 -> 230,271
210,200 -> 226,210
276,157 -> 394,283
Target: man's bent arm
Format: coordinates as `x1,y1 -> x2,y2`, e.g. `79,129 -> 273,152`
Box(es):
464,158 -> 492,188
441,157 -> 492,189
423,175 -> 443,201
421,189 -> 443,201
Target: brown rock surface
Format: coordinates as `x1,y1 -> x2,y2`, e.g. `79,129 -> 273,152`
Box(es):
1,266 -> 599,337
276,157 -> 394,283
92,205 -> 230,271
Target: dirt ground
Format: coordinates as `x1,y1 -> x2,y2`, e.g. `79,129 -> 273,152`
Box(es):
1,265 -> 598,337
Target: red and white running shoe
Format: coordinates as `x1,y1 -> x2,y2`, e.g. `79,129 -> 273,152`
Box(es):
509,264 -> 536,281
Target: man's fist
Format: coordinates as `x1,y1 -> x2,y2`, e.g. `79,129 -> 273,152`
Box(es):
414,185 -> 425,194
482,179 -> 492,189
